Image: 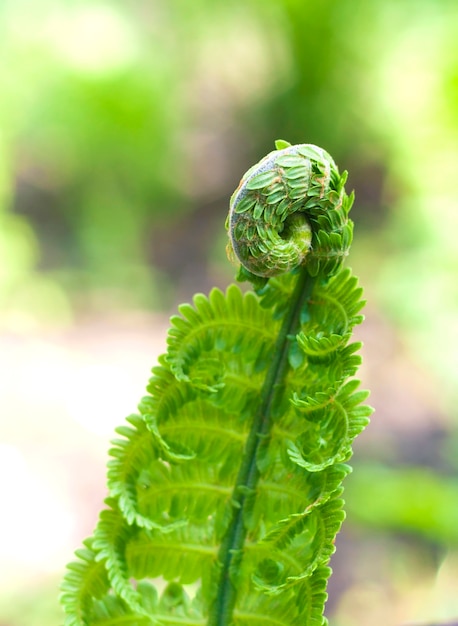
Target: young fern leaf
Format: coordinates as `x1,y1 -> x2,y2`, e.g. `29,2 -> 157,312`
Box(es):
61,140 -> 373,626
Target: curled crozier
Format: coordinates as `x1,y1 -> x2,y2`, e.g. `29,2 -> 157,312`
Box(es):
61,140 -> 372,626
227,140 -> 354,280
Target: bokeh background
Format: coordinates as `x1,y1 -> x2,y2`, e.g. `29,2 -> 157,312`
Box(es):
1,1 -> 458,625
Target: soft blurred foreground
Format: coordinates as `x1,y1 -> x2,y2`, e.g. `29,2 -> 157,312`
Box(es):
1,1 -> 458,625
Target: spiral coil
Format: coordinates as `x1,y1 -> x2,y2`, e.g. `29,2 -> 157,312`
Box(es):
227,140 -> 354,278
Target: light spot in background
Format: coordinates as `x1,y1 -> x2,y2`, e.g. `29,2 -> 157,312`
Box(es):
42,5 -> 138,73
63,363 -> 146,436
0,443 -> 74,583
0,316 -> 167,588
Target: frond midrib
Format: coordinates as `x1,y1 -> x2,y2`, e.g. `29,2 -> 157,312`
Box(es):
159,422 -> 246,443
153,616 -> 205,626
139,481 -> 231,498
171,316 -> 276,361
128,540 -> 218,558
209,268 -> 315,626
232,609 -> 295,626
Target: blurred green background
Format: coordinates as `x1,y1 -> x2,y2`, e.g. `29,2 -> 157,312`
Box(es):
1,1 -> 458,625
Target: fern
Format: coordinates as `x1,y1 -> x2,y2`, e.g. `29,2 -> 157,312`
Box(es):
61,140 -> 372,625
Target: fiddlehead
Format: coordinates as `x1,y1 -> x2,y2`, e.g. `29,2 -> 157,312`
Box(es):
227,139 -> 354,281
61,140 -> 372,626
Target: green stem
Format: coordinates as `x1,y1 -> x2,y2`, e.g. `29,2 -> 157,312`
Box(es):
208,268 -> 315,626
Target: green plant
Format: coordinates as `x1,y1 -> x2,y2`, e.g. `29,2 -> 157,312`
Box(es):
61,140 -> 372,625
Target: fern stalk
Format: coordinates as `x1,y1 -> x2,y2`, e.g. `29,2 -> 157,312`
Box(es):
61,140 -> 372,626
211,269 -> 314,625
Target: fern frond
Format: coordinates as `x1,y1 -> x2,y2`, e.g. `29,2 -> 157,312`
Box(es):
233,565 -> 331,626
247,498 -> 345,595
60,538 -> 110,626
107,415 -> 186,531
254,463 -> 350,530
166,286 -> 278,391
61,141 -> 372,626
89,595 -> 153,626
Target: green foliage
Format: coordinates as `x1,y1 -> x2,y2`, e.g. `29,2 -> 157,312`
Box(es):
61,142 -> 371,625
345,464 -> 458,544
227,142 -> 354,279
